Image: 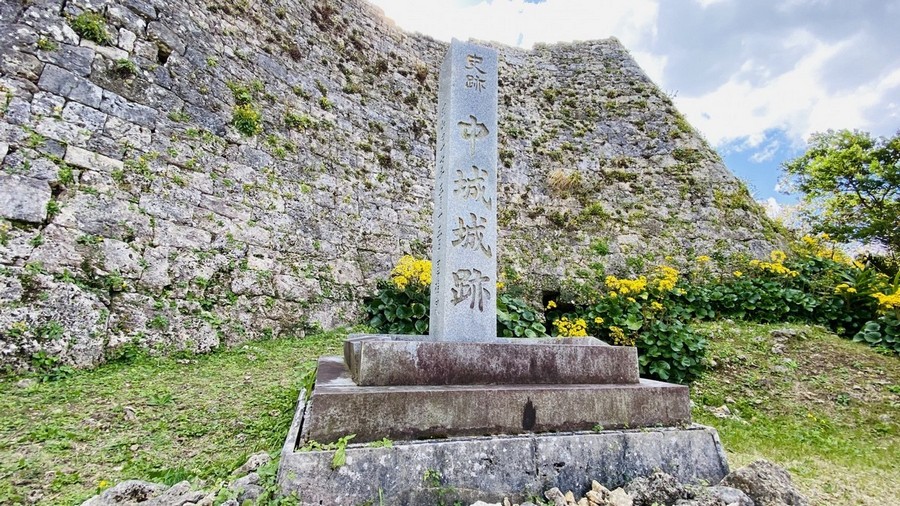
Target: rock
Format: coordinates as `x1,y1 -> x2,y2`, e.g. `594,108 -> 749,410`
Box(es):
565,490 -> 576,503
144,481 -> 205,506
720,460 -> 807,506
707,486 -> 754,506
0,174 -> 50,223
769,329 -> 799,340
545,487 -> 568,506
625,471 -> 687,506
37,64 -> 102,108
470,502 -> 501,506
64,145 -> 124,173
708,404 -> 732,418
80,479 -> 166,505
233,451 -> 272,476
609,488 -> 633,506
15,378 -> 37,389
228,473 -> 263,504
674,497 -> 727,506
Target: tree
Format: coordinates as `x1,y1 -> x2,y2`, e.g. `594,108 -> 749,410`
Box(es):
782,129 -> 900,258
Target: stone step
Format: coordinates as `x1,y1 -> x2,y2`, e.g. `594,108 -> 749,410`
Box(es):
280,388 -> 728,506
300,356 -> 690,444
344,333 -> 640,386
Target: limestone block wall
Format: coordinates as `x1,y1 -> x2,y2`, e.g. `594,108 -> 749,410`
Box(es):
0,0 -> 783,371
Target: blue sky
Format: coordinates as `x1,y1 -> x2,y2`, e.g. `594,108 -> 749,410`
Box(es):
370,0 -> 900,215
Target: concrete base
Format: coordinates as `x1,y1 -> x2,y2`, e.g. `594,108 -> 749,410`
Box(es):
344,334 -> 639,386
302,356 -> 690,443
278,391 -> 730,506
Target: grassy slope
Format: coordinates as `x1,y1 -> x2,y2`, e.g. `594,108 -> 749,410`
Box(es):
0,322 -> 897,505
692,322 -> 899,505
0,329 -> 346,505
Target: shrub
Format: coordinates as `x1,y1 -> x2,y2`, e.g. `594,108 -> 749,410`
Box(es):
366,256 -> 548,338
69,11 -> 112,45
365,256 -> 431,334
232,104 -> 262,136
497,293 -> 548,338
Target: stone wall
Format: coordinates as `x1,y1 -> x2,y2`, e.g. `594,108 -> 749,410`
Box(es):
0,0 -> 783,371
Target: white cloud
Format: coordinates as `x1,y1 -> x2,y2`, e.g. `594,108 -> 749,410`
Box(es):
672,29 -> 900,148
369,0 -> 659,50
749,139 -> 780,163
370,0 -> 898,159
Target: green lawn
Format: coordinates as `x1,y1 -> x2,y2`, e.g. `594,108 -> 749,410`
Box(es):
0,322 -> 897,505
691,322 -> 899,505
0,328 -> 347,505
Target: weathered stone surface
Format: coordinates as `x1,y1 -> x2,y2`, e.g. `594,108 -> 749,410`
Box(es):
300,356 -> 689,443
153,220 -> 212,248
35,42 -> 95,77
346,334 -> 638,386
64,145 -> 124,173
625,472 -> 689,506
62,101 -> 108,132
81,39 -> 130,62
80,480 -> 166,506
720,460 -> 807,506
100,90 -> 158,127
0,174 -> 50,223
279,390 -> 728,506
0,271 -> 108,370
706,486 -> 754,506
37,64 -> 102,107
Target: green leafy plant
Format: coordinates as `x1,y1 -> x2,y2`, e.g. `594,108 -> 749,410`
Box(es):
114,58 -> 138,77
69,11 -> 112,45
497,293 -> 547,338
232,104 -> 262,136
37,37 -> 58,51
46,200 -> 61,218
31,351 -> 75,382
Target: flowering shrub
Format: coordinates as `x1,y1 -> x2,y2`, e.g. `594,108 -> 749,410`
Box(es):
365,256 -> 431,334
365,256 -> 548,338
365,237 -> 898,387
547,268 -> 708,383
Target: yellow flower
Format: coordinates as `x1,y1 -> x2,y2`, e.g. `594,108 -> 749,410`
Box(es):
608,325 -> 634,346
872,292 -> 900,312
553,317 -> 588,337
594,316 -> 604,324
733,271 -> 743,277
652,265 -> 679,292
649,301 -> 664,312
696,255 -> 712,263
605,275 -> 647,296
546,300 -> 557,309
749,251 -> 798,277
496,281 -> 505,290
391,255 -> 431,290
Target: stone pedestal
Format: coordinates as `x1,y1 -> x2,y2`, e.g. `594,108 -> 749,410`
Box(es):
278,388 -> 730,506
276,333 -> 728,504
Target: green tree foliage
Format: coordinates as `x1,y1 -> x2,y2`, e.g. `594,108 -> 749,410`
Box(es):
782,129 -> 900,257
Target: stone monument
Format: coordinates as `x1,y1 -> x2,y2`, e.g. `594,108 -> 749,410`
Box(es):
430,40 -> 498,342
277,40 -> 729,505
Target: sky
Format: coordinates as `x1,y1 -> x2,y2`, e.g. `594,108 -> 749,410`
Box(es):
368,0 -> 900,214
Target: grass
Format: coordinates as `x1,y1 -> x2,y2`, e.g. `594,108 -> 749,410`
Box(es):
0,328 -> 347,505
0,322 -> 897,505
692,321 -> 899,505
